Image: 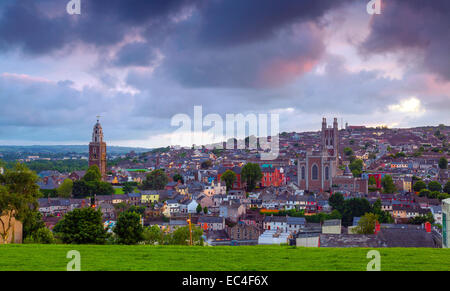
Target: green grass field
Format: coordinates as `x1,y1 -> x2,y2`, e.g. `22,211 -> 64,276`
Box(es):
0,245 -> 449,271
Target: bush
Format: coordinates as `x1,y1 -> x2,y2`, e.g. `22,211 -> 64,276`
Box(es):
24,227 -> 55,244
114,211 -> 144,245
53,207 -> 109,244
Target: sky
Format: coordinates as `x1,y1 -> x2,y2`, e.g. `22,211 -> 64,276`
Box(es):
0,0 -> 449,148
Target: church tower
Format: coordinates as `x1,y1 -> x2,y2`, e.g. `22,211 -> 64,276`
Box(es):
89,116 -> 107,180
321,117 -> 339,157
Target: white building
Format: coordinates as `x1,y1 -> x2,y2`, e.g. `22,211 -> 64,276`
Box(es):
442,198 -> 450,248
258,230 -> 290,245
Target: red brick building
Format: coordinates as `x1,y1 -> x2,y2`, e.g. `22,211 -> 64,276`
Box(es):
261,166 -> 285,187
89,117 -> 107,180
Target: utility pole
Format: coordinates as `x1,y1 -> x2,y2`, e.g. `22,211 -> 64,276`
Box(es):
187,213 -> 193,246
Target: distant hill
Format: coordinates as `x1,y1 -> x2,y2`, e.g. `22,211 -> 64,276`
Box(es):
0,145 -> 151,155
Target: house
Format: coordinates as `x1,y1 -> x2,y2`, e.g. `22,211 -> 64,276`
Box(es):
443,198 -> 450,248
99,202 -> 116,220
141,190 -> 160,204
322,219 -> 341,234
196,195 -> 214,209
219,200 -> 246,222
217,166 -> 243,190
68,171 -> 86,181
261,165 -> 285,187
127,193 -> 141,206
228,221 -> 261,241
112,194 -> 128,204
180,199 -> 199,214
198,216 -> 225,231
430,205 -> 442,225
163,200 -> 180,217
263,215 -> 306,233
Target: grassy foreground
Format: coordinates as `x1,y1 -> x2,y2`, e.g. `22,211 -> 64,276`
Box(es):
0,244 -> 449,271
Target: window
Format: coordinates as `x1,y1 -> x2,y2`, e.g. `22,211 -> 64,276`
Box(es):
325,166 -> 329,180
312,165 -> 318,180
301,166 -> 305,180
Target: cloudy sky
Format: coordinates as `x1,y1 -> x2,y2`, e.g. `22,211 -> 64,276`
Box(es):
0,0 -> 449,147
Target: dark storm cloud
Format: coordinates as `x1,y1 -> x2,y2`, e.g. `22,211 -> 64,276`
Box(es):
197,0 -> 353,46
0,0 -> 200,53
0,0 -> 354,54
361,0 -> 450,80
0,1 -> 69,54
159,22 -> 325,88
113,42 -> 159,67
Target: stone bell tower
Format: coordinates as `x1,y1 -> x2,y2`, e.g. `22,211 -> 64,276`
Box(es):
89,116 -> 107,180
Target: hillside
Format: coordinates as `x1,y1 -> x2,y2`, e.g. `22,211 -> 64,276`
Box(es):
0,145 -> 151,155
0,245 -> 449,271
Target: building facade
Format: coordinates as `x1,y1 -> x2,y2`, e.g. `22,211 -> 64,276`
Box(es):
443,198 -> 450,248
298,118 -> 339,192
89,117 -> 107,180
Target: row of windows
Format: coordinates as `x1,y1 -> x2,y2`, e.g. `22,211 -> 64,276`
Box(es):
301,165 -> 329,180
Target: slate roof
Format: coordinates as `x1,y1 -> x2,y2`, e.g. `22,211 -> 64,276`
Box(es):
198,216 -> 224,224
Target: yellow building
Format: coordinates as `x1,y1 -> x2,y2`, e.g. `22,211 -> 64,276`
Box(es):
403,180 -> 412,192
141,191 -> 159,203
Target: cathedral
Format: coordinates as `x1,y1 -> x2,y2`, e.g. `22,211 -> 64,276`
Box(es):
298,118 -> 339,192
298,117 -> 368,193
89,117 -> 107,180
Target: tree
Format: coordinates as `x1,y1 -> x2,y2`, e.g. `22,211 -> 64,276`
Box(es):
439,157 -> 448,169
72,180 -> 113,198
329,192 -> 345,213
72,180 -> 89,197
168,225 -> 203,245
413,180 -> 427,192
429,191 -> 440,199
22,209 -> 45,241
203,206 -> 208,214
419,189 -> 431,198
428,181 -> 442,192
114,211 -> 144,245
53,207 -> 108,244
381,175 -> 396,193
444,181 -> 450,194
0,163 -> 40,244
241,163 -> 263,192
341,198 -> 372,226
344,147 -> 354,157
142,169 -> 168,190
173,173 -> 184,184
95,181 -> 114,195
354,213 -> 378,234
24,227 -> 54,244
196,204 -> 202,214
221,170 -> 236,192
349,159 -> 364,177
57,178 -> 73,198
122,182 -> 134,194
409,212 -> 434,225
83,165 -> 102,182
371,199 -> 393,223
143,225 -> 163,245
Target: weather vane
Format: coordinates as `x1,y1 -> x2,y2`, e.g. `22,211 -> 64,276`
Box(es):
96,115 -> 102,122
